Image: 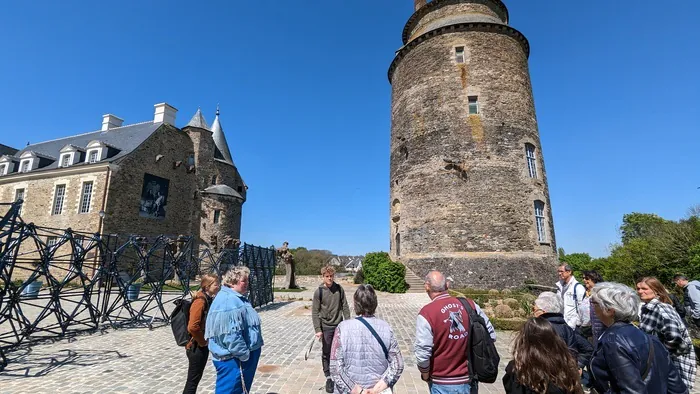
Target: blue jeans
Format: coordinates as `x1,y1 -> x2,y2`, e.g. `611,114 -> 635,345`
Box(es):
213,348 -> 262,394
429,382 -> 471,394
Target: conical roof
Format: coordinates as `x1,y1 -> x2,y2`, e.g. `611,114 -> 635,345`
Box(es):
186,108 -> 209,129
210,106 -> 233,164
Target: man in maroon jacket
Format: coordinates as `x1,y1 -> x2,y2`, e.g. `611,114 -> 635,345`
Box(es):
415,270 -> 472,393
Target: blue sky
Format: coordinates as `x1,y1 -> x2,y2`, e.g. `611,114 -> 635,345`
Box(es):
1,1 -> 698,257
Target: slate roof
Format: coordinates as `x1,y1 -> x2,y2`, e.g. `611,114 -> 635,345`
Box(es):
11,121 -> 163,172
186,108 -> 209,130
210,108 -> 234,165
0,144 -> 18,157
202,184 -> 244,200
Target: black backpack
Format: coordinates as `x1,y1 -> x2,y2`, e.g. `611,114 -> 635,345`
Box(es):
458,297 -> 500,384
170,297 -> 194,346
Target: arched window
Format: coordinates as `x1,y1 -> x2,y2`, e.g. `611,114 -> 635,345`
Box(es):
534,200 -> 546,242
525,143 -> 537,178
395,233 -> 401,256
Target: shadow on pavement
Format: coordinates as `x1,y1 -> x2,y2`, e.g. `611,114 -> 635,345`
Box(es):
0,347 -> 128,378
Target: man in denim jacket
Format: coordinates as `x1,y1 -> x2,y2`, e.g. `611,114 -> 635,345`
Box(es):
206,267 -> 264,393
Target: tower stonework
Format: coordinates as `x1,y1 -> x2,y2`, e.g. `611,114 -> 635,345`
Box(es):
389,0 -> 557,288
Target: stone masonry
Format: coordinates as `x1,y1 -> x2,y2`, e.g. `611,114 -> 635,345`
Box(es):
388,0 -> 558,288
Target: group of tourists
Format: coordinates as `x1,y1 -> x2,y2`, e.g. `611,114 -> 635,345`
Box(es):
178,262 -> 700,394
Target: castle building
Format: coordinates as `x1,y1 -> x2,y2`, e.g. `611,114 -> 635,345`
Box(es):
388,0 -> 557,287
0,103 -> 246,249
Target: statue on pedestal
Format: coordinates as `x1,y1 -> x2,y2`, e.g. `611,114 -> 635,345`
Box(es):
277,241 -> 297,289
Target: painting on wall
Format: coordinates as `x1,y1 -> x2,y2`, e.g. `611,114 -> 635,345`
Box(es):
139,173 -> 170,219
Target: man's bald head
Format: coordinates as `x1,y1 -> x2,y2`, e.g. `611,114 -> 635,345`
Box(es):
425,271 -> 447,293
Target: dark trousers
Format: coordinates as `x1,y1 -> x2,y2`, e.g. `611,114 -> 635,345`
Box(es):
321,328 -> 335,377
184,345 -> 209,394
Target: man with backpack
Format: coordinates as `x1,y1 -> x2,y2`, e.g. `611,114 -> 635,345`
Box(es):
414,271 -> 498,394
312,265 -> 351,393
674,275 -> 700,327
555,264 -> 586,329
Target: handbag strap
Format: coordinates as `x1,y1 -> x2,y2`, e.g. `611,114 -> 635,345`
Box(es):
356,316 -> 389,360
642,335 -> 655,380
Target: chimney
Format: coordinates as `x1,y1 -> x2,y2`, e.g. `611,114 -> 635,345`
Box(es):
154,103 -> 178,125
102,114 -> 124,131
414,0 -> 427,11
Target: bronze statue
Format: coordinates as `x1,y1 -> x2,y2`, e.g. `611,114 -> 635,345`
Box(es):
276,241 -> 297,289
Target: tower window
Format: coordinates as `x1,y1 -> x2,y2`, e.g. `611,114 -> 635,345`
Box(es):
213,209 -> 221,224
211,175 -> 217,185
187,153 -> 195,167
525,143 -> 537,179
455,46 -> 465,63
52,185 -> 66,215
468,96 -> 479,115
534,200 -> 546,243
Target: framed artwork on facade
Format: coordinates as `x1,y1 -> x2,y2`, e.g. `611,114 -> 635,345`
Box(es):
139,173 -> 169,219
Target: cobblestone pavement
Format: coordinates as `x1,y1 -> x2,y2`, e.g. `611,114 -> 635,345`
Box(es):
2,290 -> 700,394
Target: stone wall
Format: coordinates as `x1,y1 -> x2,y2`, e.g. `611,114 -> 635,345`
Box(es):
389,5 -> 557,288
0,166 -> 109,233
102,125 -> 197,237
199,194 -> 243,250
408,2 -> 506,41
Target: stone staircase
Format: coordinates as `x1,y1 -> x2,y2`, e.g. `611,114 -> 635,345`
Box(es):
404,267 -> 425,293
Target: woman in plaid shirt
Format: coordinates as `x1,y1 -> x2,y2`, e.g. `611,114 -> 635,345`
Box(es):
637,277 -> 696,389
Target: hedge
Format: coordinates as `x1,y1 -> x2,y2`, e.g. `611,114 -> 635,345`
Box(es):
362,252 -> 407,293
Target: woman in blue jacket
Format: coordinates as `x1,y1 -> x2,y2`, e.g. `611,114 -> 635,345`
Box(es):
205,267 -> 264,393
589,282 -> 687,394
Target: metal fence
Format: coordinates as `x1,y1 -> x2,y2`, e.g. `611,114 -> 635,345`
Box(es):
0,200 -> 276,372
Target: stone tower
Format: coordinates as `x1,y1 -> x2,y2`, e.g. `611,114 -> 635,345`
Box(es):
388,0 -> 557,288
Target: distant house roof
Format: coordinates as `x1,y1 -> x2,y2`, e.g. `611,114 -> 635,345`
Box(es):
0,144 -> 18,157
202,184 -> 244,200
10,121 -> 163,172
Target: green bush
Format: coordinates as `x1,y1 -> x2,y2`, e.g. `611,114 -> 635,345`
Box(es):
490,318 -> 527,331
362,252 -> 407,293
354,268 -> 364,284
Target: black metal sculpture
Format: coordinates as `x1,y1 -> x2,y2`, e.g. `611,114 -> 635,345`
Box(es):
0,200 -> 275,372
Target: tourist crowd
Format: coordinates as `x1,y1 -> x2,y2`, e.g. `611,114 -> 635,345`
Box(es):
178,263 -> 700,394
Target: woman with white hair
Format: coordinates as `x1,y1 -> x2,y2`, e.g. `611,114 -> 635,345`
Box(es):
533,292 -> 592,371
205,267 -> 264,394
589,282 -> 687,394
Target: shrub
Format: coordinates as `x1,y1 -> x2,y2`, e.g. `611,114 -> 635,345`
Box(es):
504,298 -> 520,310
501,288 -> 512,295
353,268 -> 364,284
488,289 -> 500,296
491,318 -> 527,331
362,252 -> 407,293
494,304 -> 514,318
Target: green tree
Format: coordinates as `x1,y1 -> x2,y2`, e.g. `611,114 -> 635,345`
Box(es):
620,213 -> 670,245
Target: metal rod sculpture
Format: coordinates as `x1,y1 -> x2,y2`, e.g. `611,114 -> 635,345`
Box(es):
0,200 -> 275,372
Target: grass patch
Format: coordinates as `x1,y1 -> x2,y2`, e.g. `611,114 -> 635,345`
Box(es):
273,287 -> 306,292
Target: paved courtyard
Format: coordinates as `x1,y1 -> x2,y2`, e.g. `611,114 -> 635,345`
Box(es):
1,288 -> 700,394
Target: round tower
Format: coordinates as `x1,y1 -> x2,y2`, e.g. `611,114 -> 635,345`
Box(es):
388,0 -> 557,288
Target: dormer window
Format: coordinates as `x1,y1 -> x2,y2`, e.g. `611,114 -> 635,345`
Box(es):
58,144 -> 84,167
87,150 -> 99,163
0,156 -> 14,175
59,153 -> 72,167
19,159 -> 32,173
